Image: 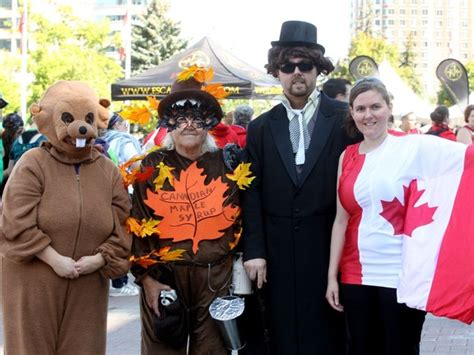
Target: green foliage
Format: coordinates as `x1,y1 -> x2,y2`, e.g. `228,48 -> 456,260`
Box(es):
131,0 -> 187,74
0,51 -> 22,113
330,32 -> 423,95
28,8 -> 123,104
436,61 -> 474,106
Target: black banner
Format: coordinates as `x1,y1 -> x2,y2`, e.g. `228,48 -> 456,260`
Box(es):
349,55 -> 379,80
436,59 -> 469,109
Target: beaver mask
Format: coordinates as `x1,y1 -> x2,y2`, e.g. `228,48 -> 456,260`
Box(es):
30,80 -> 110,157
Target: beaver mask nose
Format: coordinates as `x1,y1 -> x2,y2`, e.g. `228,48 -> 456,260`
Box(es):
79,126 -> 87,135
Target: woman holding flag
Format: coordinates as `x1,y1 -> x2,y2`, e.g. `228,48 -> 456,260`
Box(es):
326,77 -> 473,355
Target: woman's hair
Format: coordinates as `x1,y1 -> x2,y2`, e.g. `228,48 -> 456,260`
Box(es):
161,132 -> 218,154
265,46 -> 334,78
430,105 -> 449,124
107,113 -> 124,130
464,104 -> 474,123
344,77 -> 391,137
2,112 -> 24,157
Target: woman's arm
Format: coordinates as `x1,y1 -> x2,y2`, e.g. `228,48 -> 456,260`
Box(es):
326,153 -> 349,312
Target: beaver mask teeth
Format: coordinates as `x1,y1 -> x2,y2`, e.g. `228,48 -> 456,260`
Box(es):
76,138 -> 86,148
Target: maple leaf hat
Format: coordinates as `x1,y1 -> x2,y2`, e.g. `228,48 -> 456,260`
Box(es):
157,66 -> 227,131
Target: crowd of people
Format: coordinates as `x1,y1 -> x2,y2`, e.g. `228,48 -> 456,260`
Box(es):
0,19 -> 472,355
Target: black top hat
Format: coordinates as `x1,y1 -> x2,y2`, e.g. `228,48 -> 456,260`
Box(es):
271,20 -> 325,54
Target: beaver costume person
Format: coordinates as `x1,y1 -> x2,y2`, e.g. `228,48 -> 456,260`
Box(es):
0,81 -> 132,354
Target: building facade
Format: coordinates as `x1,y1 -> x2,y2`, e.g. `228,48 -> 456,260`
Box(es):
350,0 -> 474,96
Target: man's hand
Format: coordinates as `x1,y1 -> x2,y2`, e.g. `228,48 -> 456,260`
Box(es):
243,258 -> 267,289
75,253 -> 106,275
142,276 -> 172,317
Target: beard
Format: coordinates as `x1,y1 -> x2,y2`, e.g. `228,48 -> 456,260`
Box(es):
289,78 -> 311,97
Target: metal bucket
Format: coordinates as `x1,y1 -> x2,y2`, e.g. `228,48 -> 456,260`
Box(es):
209,296 -> 246,350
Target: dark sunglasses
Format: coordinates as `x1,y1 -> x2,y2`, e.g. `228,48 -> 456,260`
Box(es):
279,61 -> 315,74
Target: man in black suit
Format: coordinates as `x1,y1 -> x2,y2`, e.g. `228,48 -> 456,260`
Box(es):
242,21 -> 357,354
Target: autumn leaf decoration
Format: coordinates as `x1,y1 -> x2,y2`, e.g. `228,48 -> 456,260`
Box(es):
130,247 -> 186,269
126,217 -> 160,238
119,153 -> 153,187
380,180 -> 437,237
153,162 -> 175,190
226,162 -> 256,190
176,65 -> 229,101
145,161 -> 240,253
119,96 -> 160,126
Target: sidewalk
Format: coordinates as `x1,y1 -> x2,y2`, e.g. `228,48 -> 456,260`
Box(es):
1,293 -> 473,354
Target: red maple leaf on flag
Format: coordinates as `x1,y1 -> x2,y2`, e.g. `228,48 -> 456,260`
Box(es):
380,180 -> 437,237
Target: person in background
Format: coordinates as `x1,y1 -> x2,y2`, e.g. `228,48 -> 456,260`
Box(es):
322,78 -> 352,102
388,115 -> 406,136
210,121 -> 240,148
223,110 -> 234,125
0,112 -> 24,196
242,20 -> 357,354
425,105 -> 456,141
103,112 -> 141,296
230,104 -> 254,147
456,104 -> 474,145
3,124 -> 47,177
400,112 -> 422,134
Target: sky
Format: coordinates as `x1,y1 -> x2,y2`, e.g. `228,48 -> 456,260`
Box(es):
167,0 -> 351,72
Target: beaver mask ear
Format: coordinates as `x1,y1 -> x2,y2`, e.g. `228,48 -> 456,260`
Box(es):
30,103 -> 41,116
97,99 -> 111,129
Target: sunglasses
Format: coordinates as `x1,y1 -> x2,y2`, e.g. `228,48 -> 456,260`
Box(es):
279,61 -> 315,74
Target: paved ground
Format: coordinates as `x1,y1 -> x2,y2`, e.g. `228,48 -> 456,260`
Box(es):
1,292 -> 472,354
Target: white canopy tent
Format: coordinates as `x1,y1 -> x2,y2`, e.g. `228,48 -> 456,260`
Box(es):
378,60 -> 433,119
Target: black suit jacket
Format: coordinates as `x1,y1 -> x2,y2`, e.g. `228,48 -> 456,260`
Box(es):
241,93 -> 357,355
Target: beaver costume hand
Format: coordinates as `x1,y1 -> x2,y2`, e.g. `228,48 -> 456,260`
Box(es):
0,81 -> 132,354
30,80 -> 110,158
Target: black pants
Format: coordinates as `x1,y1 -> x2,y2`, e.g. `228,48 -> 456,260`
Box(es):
341,284 -> 426,355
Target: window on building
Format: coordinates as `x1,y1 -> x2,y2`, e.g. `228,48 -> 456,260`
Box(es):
412,0 -> 417,3
436,10 -> 443,15
400,9 -> 405,14
422,9 -> 428,15
424,42 -> 428,46
464,53 -> 468,59
0,0 -> 12,8
388,20 -> 394,25
422,20 -> 428,25
412,9 -> 417,15
0,18 -> 10,29
375,20 -> 380,25
0,39 -> 10,49
438,21 -> 443,26
400,20 -> 405,25
388,9 -> 395,14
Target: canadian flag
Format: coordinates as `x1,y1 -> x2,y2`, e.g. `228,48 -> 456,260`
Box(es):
397,143 -> 474,324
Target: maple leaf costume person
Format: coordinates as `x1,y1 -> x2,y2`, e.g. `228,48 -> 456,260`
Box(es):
130,70 -> 243,354
0,81 -> 132,355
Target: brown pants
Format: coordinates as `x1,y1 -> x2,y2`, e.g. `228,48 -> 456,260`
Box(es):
2,258 -> 109,355
140,259 -> 232,355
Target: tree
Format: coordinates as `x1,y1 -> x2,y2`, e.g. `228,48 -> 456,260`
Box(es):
436,61 -> 474,106
0,52 -> 22,113
28,6 -> 123,105
399,33 -> 423,95
131,0 -> 187,74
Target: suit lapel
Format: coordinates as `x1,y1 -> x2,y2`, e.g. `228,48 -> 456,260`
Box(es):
298,97 -> 337,187
269,106 -> 298,186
